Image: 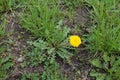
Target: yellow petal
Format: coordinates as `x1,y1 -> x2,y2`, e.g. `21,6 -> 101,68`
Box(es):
69,35 -> 82,47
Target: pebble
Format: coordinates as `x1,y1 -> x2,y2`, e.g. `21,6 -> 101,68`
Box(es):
17,55 -> 23,63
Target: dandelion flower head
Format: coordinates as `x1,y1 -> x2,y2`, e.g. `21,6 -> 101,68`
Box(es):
69,35 -> 82,47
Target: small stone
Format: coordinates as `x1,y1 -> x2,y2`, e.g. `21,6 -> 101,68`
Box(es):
17,55 -> 23,63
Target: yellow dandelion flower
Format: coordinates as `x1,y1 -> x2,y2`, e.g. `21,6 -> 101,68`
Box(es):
69,35 -> 82,47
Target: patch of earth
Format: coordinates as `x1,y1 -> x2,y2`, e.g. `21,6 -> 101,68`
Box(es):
57,48 -> 92,80
63,6 -> 91,35
3,14 -> 44,80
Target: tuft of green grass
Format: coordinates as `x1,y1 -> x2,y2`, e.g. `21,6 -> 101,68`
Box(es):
0,15 -> 7,37
0,0 -> 15,12
85,0 -> 120,54
0,0 -> 26,12
84,0 -> 120,80
0,54 -> 14,80
20,0 -> 62,38
65,0 -> 85,9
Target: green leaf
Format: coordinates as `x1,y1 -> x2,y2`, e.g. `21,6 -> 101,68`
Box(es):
47,48 -> 55,54
110,55 -> 115,65
57,48 -> 72,59
1,55 -> 11,64
103,53 -> 110,63
90,70 -> 105,80
103,53 -> 110,69
90,59 -> 102,68
90,70 -> 99,77
2,62 -> 13,70
106,75 -> 112,80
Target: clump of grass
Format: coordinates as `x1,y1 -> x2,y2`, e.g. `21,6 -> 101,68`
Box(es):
20,0 -> 62,38
0,0 -> 15,12
85,0 -> 120,54
0,15 -> 7,37
0,0 -> 26,12
65,0 -> 85,9
0,54 -> 14,80
84,0 -> 120,80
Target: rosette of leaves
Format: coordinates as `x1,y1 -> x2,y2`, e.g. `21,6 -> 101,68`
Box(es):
42,61 -> 67,80
90,53 -> 120,80
26,20 -> 73,66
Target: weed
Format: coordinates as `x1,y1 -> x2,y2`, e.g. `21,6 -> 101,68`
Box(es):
1,0 -> 120,80
65,0 -> 85,9
22,72 -> 39,80
90,53 -> 120,80
26,22 -> 72,66
0,0 -> 26,12
0,15 -> 7,37
20,0 -> 62,38
20,0 -> 74,65
42,61 -> 67,80
0,54 -> 14,79
85,0 -> 120,54
84,0 -> 120,80
0,0 -> 16,12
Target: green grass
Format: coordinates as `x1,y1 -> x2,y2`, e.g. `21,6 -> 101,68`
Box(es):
20,0 -> 62,37
0,0 -> 26,12
65,0 -> 85,9
0,15 -> 7,37
84,0 -> 120,80
0,53 -> 14,80
85,0 -> 120,54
